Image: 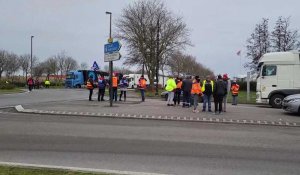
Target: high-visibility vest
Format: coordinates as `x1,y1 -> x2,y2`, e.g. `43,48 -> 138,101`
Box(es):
176,81 -> 182,89
231,84 -> 240,95
112,76 -> 118,87
139,78 -> 146,89
86,81 -> 93,89
201,80 -> 214,92
191,81 -> 202,95
45,80 -> 50,85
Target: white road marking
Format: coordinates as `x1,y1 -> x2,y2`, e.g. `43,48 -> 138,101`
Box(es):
0,161 -> 168,175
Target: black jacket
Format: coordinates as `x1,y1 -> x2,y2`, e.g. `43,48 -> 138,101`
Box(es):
182,79 -> 192,92
213,79 -> 227,97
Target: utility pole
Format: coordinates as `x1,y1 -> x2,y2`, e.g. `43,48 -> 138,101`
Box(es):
30,35 -> 34,76
106,11 -> 113,107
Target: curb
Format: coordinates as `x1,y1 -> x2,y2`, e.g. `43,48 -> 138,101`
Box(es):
0,161 -> 167,175
13,105 -> 300,127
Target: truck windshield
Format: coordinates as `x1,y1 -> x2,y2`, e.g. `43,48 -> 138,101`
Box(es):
66,73 -> 74,79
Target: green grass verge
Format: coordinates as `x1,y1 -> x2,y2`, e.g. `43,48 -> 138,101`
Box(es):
0,165 -> 113,175
0,88 -> 24,94
226,91 -> 256,104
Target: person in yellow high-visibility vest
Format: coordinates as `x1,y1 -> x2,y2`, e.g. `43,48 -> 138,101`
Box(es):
44,79 -> 51,89
201,75 -> 214,112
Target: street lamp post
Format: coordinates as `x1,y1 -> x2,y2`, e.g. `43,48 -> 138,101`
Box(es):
30,35 -> 34,76
106,11 -> 113,107
155,18 -> 160,96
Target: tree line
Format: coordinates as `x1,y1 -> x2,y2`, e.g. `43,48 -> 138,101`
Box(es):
246,16 -> 300,71
0,50 -> 87,81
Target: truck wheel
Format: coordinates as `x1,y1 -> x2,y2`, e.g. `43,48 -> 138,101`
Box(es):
132,85 -> 134,89
76,84 -> 81,88
298,106 -> 300,115
270,94 -> 284,108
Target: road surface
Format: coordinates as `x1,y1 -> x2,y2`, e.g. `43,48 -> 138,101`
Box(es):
0,112 -> 299,175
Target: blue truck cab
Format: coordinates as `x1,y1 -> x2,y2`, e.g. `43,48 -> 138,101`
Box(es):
65,70 -> 108,88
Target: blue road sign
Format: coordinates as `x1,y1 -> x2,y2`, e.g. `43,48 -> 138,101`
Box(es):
104,41 -> 122,54
91,61 -> 100,71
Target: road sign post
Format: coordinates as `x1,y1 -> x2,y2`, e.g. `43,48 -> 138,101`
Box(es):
104,40 -> 122,107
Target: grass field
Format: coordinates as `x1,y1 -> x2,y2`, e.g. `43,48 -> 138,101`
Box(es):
0,165 -> 112,175
0,88 -> 24,94
226,91 -> 256,104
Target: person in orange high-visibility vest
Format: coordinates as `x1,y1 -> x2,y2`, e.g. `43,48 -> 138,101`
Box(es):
231,79 -> 240,105
86,76 -> 94,101
174,77 -> 182,106
111,73 -> 118,102
191,76 -> 202,113
138,75 -> 147,102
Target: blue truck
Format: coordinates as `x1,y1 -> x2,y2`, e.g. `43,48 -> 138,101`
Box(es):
65,70 -> 109,88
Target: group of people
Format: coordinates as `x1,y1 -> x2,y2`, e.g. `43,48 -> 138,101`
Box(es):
86,73 -> 148,102
27,76 -> 51,92
165,74 -> 240,114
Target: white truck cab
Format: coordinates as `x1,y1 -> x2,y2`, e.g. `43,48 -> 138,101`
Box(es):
256,51 -> 300,108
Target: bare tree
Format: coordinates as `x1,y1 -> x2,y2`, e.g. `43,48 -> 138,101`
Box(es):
245,18 -> 271,71
80,62 -> 88,70
271,16 -> 300,52
167,51 -> 213,78
116,0 -> 190,87
19,54 -> 37,80
32,62 -> 46,78
0,49 -> 9,80
5,52 -> 20,81
64,56 -> 78,73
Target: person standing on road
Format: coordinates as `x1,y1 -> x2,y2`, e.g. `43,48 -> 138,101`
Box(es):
119,75 -> 128,101
34,77 -> 40,89
165,76 -> 177,106
97,75 -> 106,101
138,75 -> 147,102
202,75 -> 214,112
222,74 -> 229,112
231,79 -> 240,105
182,76 -> 193,108
87,76 -> 94,101
213,75 -> 227,114
27,76 -> 34,92
174,77 -> 182,106
191,76 -> 202,113
112,73 -> 118,102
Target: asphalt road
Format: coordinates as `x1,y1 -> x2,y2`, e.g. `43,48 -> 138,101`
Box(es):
0,89 -> 87,107
0,112 -> 299,175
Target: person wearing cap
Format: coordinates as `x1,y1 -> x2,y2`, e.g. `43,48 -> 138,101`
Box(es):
213,75 -> 227,114
119,75 -> 128,101
87,75 -> 94,101
222,74 -> 230,112
231,79 -> 240,105
165,75 -> 177,106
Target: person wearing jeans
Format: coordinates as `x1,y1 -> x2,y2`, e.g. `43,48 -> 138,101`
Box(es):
191,76 -> 202,113
165,76 -> 177,106
138,75 -> 147,102
202,75 -> 214,112
181,76 -> 193,108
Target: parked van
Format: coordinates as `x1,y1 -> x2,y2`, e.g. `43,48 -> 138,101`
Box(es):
256,51 -> 300,108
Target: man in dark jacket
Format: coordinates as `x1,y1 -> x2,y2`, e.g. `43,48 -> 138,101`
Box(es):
98,75 -> 106,101
213,75 -> 227,114
202,75 -> 214,112
181,76 -> 193,108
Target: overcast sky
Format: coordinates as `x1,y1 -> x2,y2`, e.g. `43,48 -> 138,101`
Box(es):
1,0 -> 299,77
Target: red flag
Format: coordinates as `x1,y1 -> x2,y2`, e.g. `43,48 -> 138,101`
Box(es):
236,50 -> 241,56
